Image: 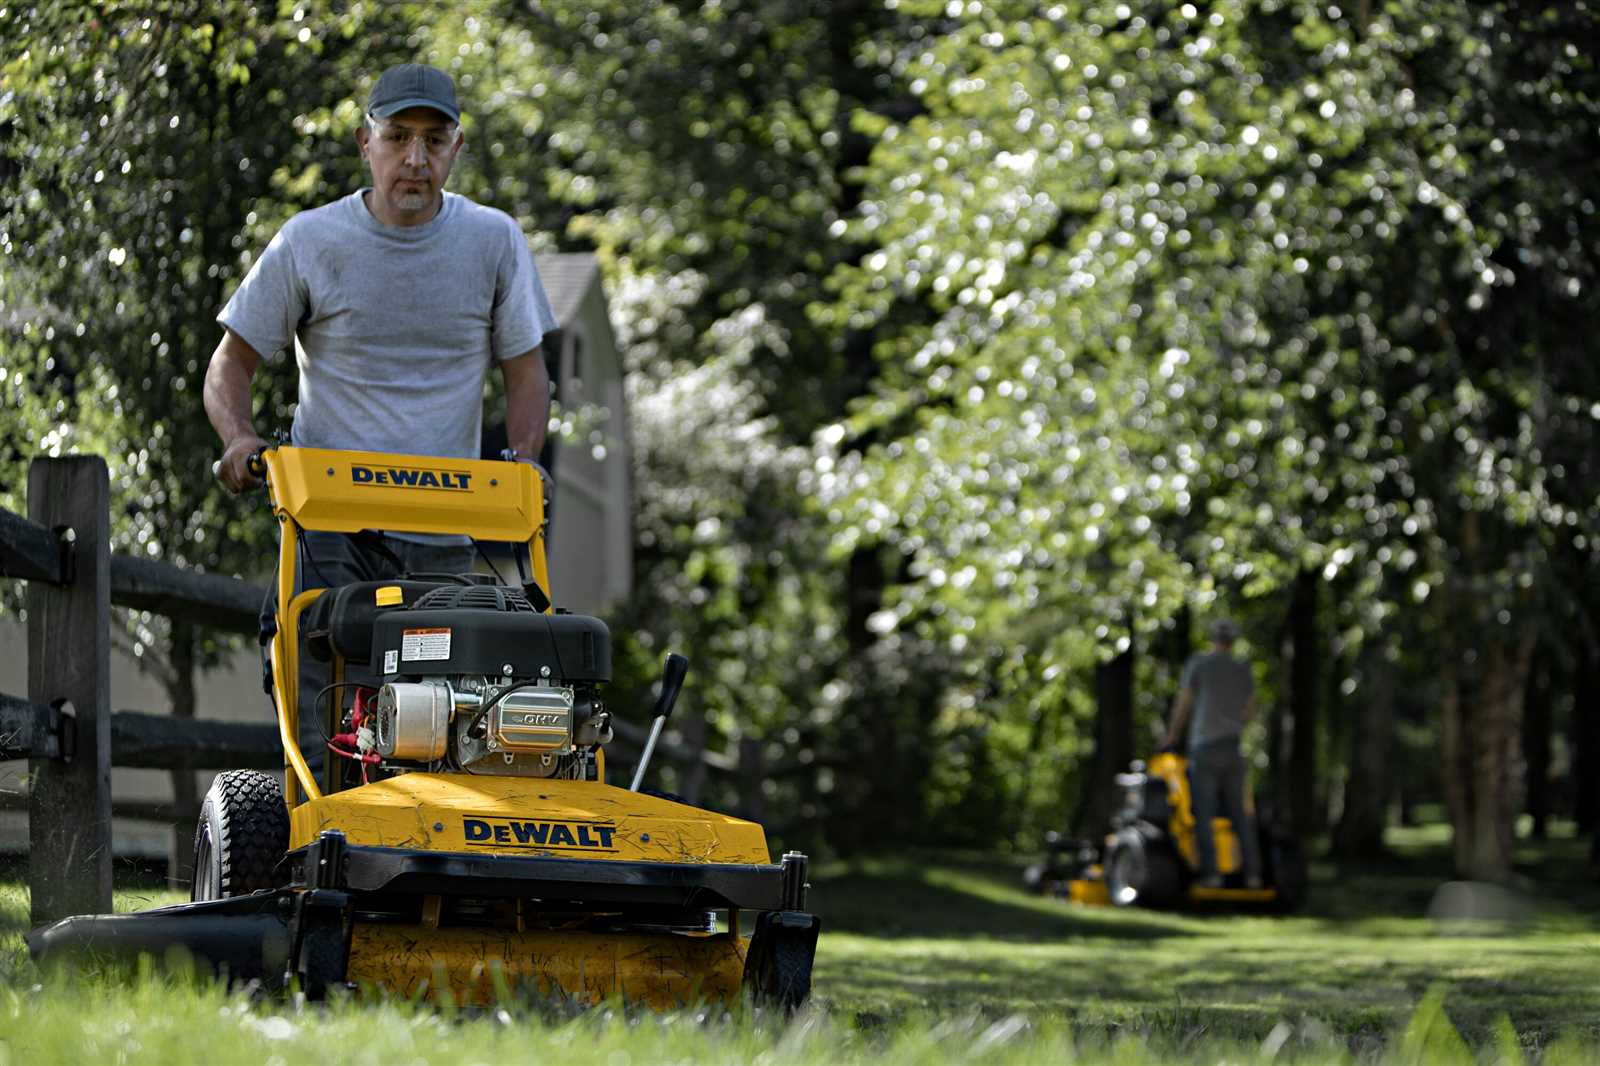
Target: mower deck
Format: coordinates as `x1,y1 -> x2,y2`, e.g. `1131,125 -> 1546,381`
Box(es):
29,828 -> 819,1007
347,924 -> 749,1008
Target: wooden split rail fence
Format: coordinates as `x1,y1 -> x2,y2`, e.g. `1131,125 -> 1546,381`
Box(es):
1,455 -> 758,927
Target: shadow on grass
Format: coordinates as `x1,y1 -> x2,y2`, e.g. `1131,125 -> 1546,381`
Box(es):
1312,830 -> 1600,925
812,854 -> 1196,942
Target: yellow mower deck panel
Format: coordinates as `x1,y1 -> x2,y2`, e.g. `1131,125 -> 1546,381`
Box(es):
347,925 -> 749,1009
1068,877 -> 1111,906
288,774 -> 772,864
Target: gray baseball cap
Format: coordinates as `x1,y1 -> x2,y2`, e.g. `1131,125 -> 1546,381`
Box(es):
1208,617 -> 1240,643
367,63 -> 460,123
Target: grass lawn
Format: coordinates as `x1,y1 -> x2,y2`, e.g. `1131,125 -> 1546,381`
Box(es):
1,826 -> 1597,1064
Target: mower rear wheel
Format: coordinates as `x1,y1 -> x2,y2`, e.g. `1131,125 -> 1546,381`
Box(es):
1105,828 -> 1181,908
191,770 -> 289,901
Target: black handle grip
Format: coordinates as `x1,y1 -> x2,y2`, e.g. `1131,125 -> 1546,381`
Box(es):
653,653 -> 689,722
246,451 -> 266,477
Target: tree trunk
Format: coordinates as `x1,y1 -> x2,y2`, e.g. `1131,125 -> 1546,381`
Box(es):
1520,643 -> 1552,840
1441,626 -> 1536,882
1287,568 -> 1320,837
1571,632 -> 1600,835
1320,641 -> 1347,831
1331,636 -> 1396,858
1072,648 -> 1135,839
830,545 -> 896,853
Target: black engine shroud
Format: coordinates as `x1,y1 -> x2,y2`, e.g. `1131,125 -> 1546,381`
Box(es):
372,606 -> 610,682
301,580 -> 611,683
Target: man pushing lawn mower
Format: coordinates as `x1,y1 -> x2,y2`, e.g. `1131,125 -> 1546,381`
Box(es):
1161,617 -> 1263,891
1024,616 -> 1305,912
29,64 -> 821,1009
204,62 -> 558,770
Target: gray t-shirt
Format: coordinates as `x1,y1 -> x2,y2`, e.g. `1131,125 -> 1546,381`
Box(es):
1179,650 -> 1254,750
218,189 -> 557,461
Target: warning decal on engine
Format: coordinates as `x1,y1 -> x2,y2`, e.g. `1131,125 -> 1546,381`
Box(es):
401,627 -> 452,662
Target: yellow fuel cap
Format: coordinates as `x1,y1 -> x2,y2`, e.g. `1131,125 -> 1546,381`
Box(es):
375,585 -> 403,607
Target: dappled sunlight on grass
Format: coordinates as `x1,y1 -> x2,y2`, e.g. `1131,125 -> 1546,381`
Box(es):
810,842 -> 1600,1044
1,841 -> 1598,1062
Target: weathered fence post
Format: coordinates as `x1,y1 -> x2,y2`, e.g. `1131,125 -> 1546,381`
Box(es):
27,456 -> 112,924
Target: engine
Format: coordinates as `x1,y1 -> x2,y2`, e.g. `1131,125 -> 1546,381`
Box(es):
360,584 -> 613,779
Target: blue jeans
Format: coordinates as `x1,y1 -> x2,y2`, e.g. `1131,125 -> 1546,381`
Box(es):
260,531 -> 476,771
1190,740 -> 1261,881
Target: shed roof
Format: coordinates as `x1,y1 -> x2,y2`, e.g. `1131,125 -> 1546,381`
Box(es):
534,253 -> 601,329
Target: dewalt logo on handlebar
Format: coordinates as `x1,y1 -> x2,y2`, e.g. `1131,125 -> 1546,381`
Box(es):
351,463 -> 473,491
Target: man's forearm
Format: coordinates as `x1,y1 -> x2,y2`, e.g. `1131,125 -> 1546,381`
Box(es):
502,349 -> 550,460
205,360 -> 256,445
204,333 -> 262,446
204,331 -> 268,492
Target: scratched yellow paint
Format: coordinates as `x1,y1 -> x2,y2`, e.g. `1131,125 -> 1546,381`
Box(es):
346,924 -> 749,1008
288,773 -> 772,864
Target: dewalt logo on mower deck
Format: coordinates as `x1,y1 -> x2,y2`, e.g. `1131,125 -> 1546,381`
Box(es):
351,463 -> 472,491
462,817 -> 617,851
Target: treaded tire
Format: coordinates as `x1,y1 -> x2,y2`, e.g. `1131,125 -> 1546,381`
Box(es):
743,910 -> 820,1013
191,769 -> 289,901
766,934 -> 813,1009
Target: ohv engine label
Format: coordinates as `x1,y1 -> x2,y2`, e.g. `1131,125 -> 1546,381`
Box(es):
462,817 -> 617,851
401,627 -> 451,661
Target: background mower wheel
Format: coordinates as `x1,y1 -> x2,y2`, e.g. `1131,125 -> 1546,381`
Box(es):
1105,827 -> 1181,908
191,769 -> 289,900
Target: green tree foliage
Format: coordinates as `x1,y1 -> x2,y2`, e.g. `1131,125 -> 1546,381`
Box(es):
3,0 -> 1595,867
816,0 -> 1598,866
478,0 -> 912,433
432,3 -> 937,845
597,264 -> 844,832
1,2 -> 415,649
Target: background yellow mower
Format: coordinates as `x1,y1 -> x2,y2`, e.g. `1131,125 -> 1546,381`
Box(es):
29,446 -> 821,1009
1024,752 -> 1308,913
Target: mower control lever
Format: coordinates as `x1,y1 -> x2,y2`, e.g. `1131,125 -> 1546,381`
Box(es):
629,653 -> 689,792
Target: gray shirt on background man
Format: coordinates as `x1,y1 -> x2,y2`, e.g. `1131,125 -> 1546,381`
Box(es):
1178,649 -> 1255,750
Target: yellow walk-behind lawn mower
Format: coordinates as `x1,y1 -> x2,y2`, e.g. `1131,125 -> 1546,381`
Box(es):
29,446 -> 820,1009
1024,752 -> 1307,912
